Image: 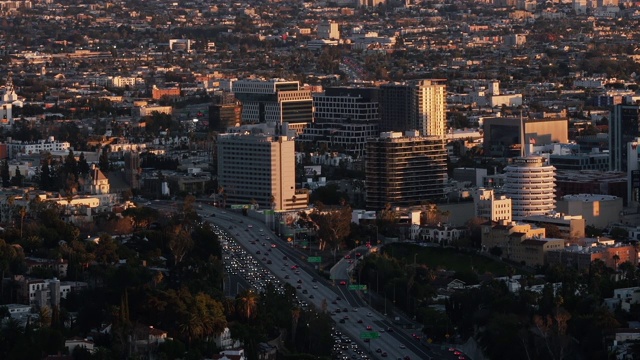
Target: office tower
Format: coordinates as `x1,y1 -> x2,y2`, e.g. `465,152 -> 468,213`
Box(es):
365,131 -> 447,209
299,87 -> 379,157
317,20 -> 340,40
483,116 -> 569,158
379,79 -> 446,138
232,79 -> 313,127
209,92 -> 242,132
609,104 -> 640,172
217,133 -> 308,210
503,156 -> 556,220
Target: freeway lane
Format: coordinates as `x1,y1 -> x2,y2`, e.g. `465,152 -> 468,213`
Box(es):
147,201 -> 435,360
199,205 -> 428,360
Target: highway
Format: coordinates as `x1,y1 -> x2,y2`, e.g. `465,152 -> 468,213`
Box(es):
199,204 -> 436,360
147,200 -> 450,360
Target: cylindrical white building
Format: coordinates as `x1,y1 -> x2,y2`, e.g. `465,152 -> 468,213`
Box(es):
503,156 -> 556,220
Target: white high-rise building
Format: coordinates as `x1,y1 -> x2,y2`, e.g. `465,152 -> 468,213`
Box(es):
503,156 -> 556,220
217,133 -> 308,210
474,188 -> 512,222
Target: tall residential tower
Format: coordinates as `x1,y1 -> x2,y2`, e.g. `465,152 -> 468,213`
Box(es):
365,131 -> 447,209
379,79 -> 446,138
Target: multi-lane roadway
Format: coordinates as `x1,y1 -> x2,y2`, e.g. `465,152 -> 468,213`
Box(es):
199,204 -> 441,360
148,200 -> 457,360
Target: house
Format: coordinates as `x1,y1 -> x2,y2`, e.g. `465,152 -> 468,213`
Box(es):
418,224 -> 466,245
211,349 -> 246,360
214,327 -> 242,350
65,338 -> 95,354
605,287 -> 640,312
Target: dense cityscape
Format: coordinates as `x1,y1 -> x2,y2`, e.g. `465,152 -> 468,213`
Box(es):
2,0 -> 640,359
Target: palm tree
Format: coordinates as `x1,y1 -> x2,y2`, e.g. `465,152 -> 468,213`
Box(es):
18,206 -> 27,240
179,312 -> 204,345
236,289 -> 258,321
290,307 -> 301,341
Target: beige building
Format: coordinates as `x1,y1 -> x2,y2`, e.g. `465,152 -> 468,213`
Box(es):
217,133 -> 308,211
317,20 -> 340,40
482,220 -> 564,266
556,194 -> 623,229
521,214 -> 586,239
474,188 -> 512,222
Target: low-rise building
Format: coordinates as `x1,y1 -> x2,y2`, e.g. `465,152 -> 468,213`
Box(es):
481,220 -> 564,266
65,338 -> 95,354
546,241 -> 638,272
556,194 -> 623,229
418,225 -> 466,245
520,213 -> 586,240
25,257 -> 68,278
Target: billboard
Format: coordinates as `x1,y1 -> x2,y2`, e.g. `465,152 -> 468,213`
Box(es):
304,165 -> 321,176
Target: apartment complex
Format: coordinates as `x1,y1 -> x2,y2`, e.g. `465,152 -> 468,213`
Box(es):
5,137 -> 70,158
299,87 -> 379,157
365,131 -> 447,209
379,79 -> 446,138
217,133 -> 308,211
232,79 -> 313,126
502,156 -> 556,220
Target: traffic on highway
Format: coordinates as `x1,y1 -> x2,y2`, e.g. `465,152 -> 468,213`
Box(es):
198,204 -> 435,360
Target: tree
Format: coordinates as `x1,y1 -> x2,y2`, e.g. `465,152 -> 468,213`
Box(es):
98,148 -> 110,173
64,149 -> 78,182
94,234 -> 120,265
236,289 -> 259,321
77,152 -> 90,176
168,225 -> 193,265
10,167 -> 23,187
1,159 -> 10,187
310,202 -> 352,260
39,159 -> 52,191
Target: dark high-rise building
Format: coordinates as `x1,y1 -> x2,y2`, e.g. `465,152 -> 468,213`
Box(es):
379,79 -> 446,138
209,92 -> 241,132
365,131 -> 447,210
298,87 -> 379,157
124,151 -> 141,189
609,104 -> 640,172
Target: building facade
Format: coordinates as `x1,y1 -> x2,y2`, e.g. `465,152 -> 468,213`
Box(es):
610,104 -> 640,172
556,194 -> 623,229
317,20 -> 340,40
474,188 -> 512,222
481,221 -> 563,266
379,79 -> 446,138
299,87 -> 379,157
365,131 -> 447,209
232,79 -> 313,126
502,156 -> 556,220
217,133 -> 308,211
483,117 -> 569,157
